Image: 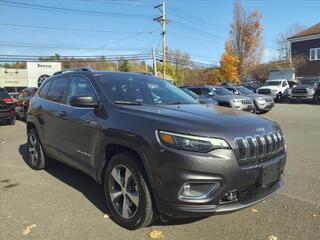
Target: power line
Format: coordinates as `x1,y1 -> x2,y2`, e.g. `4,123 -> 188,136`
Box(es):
0,23 -> 157,34
0,0 -> 152,19
0,42 -> 149,51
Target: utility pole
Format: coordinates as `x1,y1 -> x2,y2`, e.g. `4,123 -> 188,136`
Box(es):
154,0 -> 167,80
152,46 -> 157,76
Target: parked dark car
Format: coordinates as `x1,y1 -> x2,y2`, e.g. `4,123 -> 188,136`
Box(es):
290,78 -> 320,102
222,84 -> 274,114
26,69 -> 286,229
180,87 -> 218,105
15,87 -> 38,119
0,87 -> 16,125
184,86 -> 255,112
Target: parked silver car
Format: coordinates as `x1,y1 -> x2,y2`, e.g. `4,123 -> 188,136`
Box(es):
223,85 -> 274,114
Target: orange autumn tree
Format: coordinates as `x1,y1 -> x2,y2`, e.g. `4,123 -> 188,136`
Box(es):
220,41 -> 239,83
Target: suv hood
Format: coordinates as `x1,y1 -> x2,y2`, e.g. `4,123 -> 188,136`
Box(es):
121,104 -> 279,139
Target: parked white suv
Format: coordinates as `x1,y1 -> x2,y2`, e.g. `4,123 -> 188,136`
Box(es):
257,79 -> 290,100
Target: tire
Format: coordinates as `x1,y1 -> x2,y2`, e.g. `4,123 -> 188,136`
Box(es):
104,152 -> 154,230
27,128 -> 47,170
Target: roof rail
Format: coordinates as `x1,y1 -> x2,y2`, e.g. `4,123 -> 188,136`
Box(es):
53,67 -> 93,76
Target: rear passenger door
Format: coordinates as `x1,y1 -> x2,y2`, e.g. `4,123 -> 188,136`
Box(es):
42,75 -> 70,159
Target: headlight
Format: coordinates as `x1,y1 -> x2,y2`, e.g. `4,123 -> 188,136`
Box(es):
307,88 -> 315,94
257,98 -> 266,105
231,99 -> 242,107
158,131 -> 230,153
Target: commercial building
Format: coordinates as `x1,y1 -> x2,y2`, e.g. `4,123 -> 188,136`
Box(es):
0,62 -> 61,92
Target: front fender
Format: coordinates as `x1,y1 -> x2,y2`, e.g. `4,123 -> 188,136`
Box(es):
95,133 -> 154,188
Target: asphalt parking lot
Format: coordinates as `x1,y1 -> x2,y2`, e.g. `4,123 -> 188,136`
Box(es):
0,103 -> 319,240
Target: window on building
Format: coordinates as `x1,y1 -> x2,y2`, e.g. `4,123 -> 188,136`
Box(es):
310,48 -> 320,61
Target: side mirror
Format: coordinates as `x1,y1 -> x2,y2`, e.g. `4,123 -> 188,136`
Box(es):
235,91 -> 240,95
70,96 -> 99,108
208,92 -> 214,96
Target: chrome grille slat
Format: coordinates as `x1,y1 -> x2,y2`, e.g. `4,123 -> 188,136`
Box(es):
234,132 -> 284,164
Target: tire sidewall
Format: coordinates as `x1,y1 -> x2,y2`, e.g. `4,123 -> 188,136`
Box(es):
104,153 -> 149,230
27,129 -> 45,170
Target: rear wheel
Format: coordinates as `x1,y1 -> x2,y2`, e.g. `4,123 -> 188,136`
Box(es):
104,152 -> 154,229
27,129 -> 47,170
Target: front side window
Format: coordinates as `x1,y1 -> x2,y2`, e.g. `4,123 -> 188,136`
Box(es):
67,75 -> 97,105
189,88 -> 202,95
46,77 -> 68,103
310,48 -> 320,61
97,74 -> 197,105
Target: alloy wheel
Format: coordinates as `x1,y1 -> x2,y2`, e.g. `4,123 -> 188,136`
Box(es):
28,134 -> 39,165
109,165 -> 139,219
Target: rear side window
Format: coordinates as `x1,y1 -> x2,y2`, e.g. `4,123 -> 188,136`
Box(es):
66,75 -> 97,105
38,80 -> 52,99
0,88 -> 10,99
46,77 -> 68,103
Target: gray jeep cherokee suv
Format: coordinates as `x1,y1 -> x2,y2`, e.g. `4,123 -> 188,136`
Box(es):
26,69 -> 286,229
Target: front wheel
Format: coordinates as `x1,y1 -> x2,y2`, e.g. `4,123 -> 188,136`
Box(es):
104,152 -> 154,230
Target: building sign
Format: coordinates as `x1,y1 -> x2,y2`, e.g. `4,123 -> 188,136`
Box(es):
27,62 -> 61,87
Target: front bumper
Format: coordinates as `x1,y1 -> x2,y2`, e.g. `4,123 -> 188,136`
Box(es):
233,103 -> 255,112
152,147 -> 286,218
291,94 -> 314,100
256,101 -> 274,111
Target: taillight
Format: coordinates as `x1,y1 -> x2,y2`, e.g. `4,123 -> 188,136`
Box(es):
3,98 -> 13,103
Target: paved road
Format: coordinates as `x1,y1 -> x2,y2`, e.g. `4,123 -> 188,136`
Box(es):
0,104 -> 319,240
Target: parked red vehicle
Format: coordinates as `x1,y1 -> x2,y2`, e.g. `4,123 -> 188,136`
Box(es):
15,87 -> 38,119
0,87 -> 16,125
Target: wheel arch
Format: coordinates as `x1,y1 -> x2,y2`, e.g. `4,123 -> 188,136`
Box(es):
96,139 -> 154,189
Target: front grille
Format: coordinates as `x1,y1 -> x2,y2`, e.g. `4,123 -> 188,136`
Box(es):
265,98 -> 274,103
241,99 -> 252,105
292,88 -> 307,94
234,131 -> 284,164
258,89 -> 271,95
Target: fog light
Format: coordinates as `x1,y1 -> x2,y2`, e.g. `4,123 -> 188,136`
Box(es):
178,182 -> 220,200
222,190 -> 238,202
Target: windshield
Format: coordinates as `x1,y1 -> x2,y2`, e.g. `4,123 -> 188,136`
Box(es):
265,81 -> 282,86
97,74 -> 197,105
299,79 -> 318,86
211,87 -> 233,96
235,86 -> 254,95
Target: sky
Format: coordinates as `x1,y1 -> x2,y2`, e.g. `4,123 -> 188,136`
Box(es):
0,0 -> 319,66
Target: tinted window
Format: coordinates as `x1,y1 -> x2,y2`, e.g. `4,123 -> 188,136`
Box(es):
189,88 -> 202,95
67,75 -> 97,105
46,77 -> 68,103
202,88 -> 212,95
235,86 -> 254,95
211,87 -> 232,96
38,80 -> 52,99
97,74 -> 197,105
265,81 -> 281,86
282,81 -> 287,87
0,88 -> 10,99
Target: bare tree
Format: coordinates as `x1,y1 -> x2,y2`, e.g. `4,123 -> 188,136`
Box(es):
275,23 -> 305,61
230,0 -> 263,80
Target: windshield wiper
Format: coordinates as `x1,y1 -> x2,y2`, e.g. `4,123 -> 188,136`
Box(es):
114,101 -> 142,105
